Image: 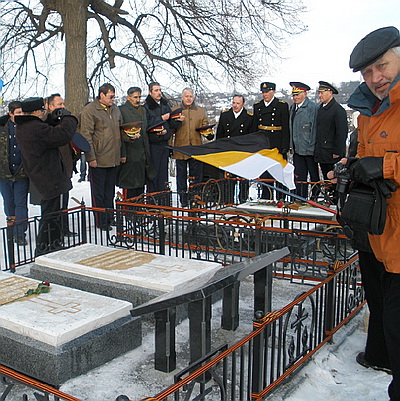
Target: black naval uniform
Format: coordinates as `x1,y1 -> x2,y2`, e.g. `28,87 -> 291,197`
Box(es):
216,107 -> 254,139
252,97 -> 290,199
216,107 -> 253,203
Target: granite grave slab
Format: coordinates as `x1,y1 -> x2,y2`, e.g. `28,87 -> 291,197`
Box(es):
30,244 -> 221,306
0,272 -> 141,385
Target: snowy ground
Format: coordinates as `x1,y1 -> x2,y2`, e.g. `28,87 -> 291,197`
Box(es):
0,173 -> 393,401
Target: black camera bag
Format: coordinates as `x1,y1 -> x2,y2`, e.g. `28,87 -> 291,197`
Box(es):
340,182 -> 387,235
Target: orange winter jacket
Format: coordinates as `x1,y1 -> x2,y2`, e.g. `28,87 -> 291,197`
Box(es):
355,78 -> 400,272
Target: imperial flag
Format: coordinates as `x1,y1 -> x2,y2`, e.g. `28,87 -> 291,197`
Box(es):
170,132 -> 295,190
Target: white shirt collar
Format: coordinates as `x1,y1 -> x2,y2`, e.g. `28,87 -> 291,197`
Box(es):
233,108 -> 243,118
264,97 -> 275,107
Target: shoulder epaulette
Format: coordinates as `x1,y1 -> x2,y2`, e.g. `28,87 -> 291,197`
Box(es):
247,111 -> 253,116
279,100 -> 287,104
221,108 -> 230,113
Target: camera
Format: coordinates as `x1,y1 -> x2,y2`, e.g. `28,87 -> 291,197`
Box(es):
333,161 -> 351,194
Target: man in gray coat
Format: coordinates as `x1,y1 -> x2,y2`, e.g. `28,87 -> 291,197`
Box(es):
289,82 -> 319,198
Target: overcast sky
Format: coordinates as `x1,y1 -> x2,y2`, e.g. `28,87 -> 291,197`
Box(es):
254,0 -> 400,92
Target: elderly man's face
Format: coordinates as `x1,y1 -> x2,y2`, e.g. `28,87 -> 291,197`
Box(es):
361,49 -> 400,100
318,90 -> 333,105
262,90 -> 275,103
182,90 -> 194,107
292,91 -> 307,104
232,96 -> 244,113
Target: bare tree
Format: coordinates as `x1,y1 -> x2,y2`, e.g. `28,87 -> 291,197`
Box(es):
0,0 -> 306,113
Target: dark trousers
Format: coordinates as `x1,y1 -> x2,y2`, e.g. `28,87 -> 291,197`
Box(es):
149,143 -> 170,192
89,166 -> 117,227
359,251 -> 400,401
126,187 -> 144,199
36,196 -> 62,256
293,153 -> 320,199
80,154 -> 87,179
0,178 -> 29,238
319,162 -> 334,180
61,191 -> 70,231
176,158 -> 203,205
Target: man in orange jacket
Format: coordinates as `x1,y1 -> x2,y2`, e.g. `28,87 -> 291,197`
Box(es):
344,26 -> 400,401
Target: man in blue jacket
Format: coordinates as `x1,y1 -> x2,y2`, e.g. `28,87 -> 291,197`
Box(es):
289,82 -> 319,198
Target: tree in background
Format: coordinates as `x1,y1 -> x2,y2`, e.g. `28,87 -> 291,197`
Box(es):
0,0 -> 306,114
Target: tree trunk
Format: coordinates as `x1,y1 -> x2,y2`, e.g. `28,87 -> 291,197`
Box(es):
59,0 -> 89,115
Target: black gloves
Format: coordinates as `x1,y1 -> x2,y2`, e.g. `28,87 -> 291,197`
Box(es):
373,179 -> 397,198
349,156 -> 383,185
349,156 -> 396,198
51,108 -> 72,119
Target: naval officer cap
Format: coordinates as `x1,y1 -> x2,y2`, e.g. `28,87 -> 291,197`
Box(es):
318,81 -> 338,94
349,26 -> 400,72
260,82 -> 276,92
289,82 -> 310,95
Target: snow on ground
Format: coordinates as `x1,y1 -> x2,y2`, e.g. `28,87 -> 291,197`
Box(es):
0,174 -> 393,400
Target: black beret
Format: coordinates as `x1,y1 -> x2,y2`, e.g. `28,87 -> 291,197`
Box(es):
349,26 -> 400,72
318,81 -> 338,95
289,82 -> 310,95
260,82 -> 276,92
21,97 -> 45,112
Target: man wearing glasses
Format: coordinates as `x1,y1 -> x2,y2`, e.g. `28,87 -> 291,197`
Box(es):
79,83 -> 122,230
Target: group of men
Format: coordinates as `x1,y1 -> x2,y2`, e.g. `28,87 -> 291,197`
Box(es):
0,78 -> 348,244
0,24 -> 400,401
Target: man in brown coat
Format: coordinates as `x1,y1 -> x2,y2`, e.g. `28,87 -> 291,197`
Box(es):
78,83 -> 122,230
171,88 -> 208,206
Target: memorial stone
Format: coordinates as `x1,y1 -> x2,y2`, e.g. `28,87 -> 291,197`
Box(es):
0,272 -> 141,385
30,244 -> 221,306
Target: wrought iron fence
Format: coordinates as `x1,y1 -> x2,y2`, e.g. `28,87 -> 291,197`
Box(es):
138,255 -> 363,401
1,201 -> 355,282
0,196 -> 361,401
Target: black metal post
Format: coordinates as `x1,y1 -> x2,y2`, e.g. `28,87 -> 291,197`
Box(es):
255,227 -> 261,256
6,216 -> 16,273
221,281 -> 240,331
253,265 -> 272,315
154,307 -> 176,372
252,310 -> 266,395
158,216 -> 165,255
80,200 -> 87,244
324,274 -> 336,340
188,296 -> 212,365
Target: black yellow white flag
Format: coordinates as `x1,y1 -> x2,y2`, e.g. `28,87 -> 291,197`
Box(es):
170,132 -> 295,190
